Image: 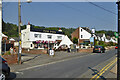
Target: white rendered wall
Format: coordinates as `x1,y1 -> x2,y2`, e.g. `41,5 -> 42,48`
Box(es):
29,32 -> 65,42
79,27 -> 91,40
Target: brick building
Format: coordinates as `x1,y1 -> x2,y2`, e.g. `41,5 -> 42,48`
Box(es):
71,27 -> 92,45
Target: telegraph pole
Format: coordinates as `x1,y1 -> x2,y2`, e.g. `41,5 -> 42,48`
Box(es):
18,0 -> 21,64
18,0 -> 32,64
0,0 -> 2,55
117,1 -> 120,80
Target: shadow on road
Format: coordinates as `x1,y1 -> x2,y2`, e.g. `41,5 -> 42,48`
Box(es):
8,72 -> 16,80
21,54 -> 41,64
88,67 -> 106,80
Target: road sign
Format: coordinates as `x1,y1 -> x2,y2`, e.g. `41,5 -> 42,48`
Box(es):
114,32 -> 118,38
90,37 -> 94,42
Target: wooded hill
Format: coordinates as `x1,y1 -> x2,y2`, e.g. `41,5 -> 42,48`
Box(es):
2,20 -> 115,38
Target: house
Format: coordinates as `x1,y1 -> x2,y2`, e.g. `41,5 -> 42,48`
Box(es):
2,33 -> 15,51
71,27 -> 92,46
2,33 -> 8,41
21,22 -> 73,50
95,33 -> 117,43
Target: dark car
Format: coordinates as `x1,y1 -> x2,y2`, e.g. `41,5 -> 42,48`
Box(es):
0,56 -> 10,80
93,46 -> 105,53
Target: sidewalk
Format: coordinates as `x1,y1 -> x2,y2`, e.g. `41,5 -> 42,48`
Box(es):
110,64 -> 117,74
9,51 -> 90,72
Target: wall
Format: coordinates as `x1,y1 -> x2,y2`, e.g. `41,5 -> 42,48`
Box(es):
29,32 -> 65,42
71,27 -> 79,40
79,27 -> 91,40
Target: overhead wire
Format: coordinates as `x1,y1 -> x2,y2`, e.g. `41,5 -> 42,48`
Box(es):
55,2 -> 116,28
87,1 -> 117,15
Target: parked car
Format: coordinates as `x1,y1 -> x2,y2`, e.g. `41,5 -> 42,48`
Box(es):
0,56 -> 10,80
93,46 -> 105,53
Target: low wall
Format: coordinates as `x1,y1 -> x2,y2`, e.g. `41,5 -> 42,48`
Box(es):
22,49 -> 47,54
2,54 -> 18,64
78,48 -> 93,53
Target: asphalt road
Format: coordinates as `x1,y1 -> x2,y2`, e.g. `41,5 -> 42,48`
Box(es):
13,49 -> 116,79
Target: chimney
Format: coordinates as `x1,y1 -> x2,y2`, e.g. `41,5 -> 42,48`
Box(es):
58,28 -> 62,32
26,22 -> 31,29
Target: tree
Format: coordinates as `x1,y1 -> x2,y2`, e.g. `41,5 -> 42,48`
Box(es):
73,37 -> 78,44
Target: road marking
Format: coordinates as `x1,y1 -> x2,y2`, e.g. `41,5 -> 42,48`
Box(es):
16,53 -> 96,72
15,72 -> 23,75
95,59 -> 117,80
90,58 -> 117,80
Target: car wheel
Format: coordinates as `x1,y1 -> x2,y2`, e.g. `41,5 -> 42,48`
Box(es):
0,72 -> 6,80
103,51 -> 105,53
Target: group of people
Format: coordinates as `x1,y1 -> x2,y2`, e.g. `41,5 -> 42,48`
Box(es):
10,47 -> 16,54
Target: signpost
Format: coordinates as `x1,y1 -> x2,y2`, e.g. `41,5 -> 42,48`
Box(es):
116,1 -> 120,80
90,37 -> 94,47
114,32 -> 118,38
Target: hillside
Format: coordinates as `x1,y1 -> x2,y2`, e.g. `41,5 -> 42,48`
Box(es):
2,20 -> 115,38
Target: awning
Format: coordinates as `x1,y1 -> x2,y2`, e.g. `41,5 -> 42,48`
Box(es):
58,35 -> 73,48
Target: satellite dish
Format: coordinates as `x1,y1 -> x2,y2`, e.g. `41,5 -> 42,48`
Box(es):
27,0 -> 32,3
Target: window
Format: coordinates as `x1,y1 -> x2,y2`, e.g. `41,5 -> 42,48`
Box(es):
31,44 -> 32,47
57,36 -> 62,40
39,34 -> 41,38
81,35 -> 83,38
34,34 -> 39,38
47,35 -> 52,39
81,29 -> 82,32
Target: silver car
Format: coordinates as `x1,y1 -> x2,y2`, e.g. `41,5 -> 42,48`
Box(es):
0,56 -> 10,80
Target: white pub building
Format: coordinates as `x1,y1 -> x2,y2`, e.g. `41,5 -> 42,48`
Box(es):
21,23 -> 71,50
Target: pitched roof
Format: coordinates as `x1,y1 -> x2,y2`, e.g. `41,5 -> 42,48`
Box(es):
81,27 -> 92,34
9,37 -> 19,41
95,33 -> 103,37
2,33 -> 8,38
106,36 -> 111,40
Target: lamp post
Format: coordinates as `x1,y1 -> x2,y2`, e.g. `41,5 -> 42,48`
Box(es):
116,0 -> 120,80
18,0 -> 32,64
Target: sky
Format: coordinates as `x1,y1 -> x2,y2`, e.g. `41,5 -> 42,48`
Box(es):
2,2 -> 118,31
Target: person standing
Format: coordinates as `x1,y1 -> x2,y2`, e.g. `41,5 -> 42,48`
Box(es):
10,47 -> 13,54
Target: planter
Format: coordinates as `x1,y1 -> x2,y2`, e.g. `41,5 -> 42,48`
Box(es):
2,54 -> 18,65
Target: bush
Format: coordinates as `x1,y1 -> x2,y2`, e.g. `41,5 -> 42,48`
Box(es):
99,41 -> 105,46
2,51 -> 11,55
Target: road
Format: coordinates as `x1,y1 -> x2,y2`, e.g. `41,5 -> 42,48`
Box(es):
12,49 -> 117,79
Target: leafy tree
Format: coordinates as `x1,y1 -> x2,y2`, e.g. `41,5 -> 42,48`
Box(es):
73,37 -> 78,44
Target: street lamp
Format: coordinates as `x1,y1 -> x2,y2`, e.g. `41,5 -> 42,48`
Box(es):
18,0 -> 32,64
116,0 -> 120,80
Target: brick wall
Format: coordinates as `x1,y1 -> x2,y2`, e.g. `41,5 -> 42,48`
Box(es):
71,27 -> 79,40
22,49 -> 47,54
78,48 -> 93,53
